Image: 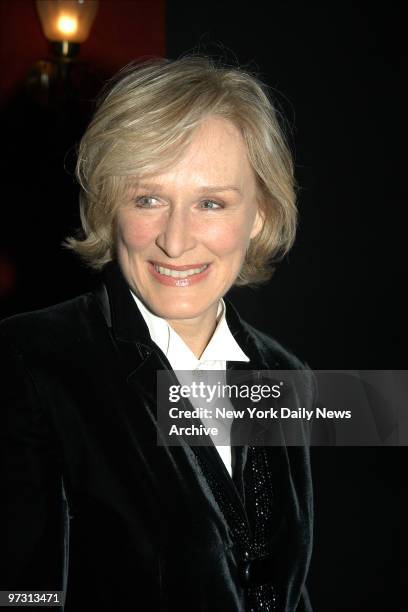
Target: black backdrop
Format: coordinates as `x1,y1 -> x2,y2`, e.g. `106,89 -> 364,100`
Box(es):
0,2 -> 403,611
166,2 -> 400,371
166,3 -> 402,612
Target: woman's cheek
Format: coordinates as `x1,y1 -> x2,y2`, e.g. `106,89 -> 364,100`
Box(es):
204,220 -> 250,254
121,215 -> 158,250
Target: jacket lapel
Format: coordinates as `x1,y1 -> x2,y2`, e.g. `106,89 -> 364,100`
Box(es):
92,260 -> 173,400
91,260 -> 272,528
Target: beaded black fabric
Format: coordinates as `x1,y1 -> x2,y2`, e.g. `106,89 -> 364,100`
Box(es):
244,446 -> 278,612
192,445 -> 279,612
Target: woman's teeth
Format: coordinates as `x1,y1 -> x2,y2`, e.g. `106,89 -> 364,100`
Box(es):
154,264 -> 208,278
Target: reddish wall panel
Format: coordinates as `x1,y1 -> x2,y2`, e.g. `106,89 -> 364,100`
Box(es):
0,0 -> 166,103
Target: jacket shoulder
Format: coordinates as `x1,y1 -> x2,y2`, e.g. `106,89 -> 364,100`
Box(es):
0,291 -> 101,355
239,320 -> 317,433
240,319 -> 308,371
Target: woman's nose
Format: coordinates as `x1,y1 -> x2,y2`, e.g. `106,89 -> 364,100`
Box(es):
155,208 -> 197,258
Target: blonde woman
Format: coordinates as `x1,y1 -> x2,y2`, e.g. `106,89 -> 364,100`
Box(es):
1,56 -> 314,611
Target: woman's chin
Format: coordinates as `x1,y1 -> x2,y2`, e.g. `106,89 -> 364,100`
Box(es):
147,300 -> 216,322
158,308 -> 209,322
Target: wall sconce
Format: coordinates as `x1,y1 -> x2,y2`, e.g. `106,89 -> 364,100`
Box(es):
36,0 -> 99,58
26,0 -> 99,110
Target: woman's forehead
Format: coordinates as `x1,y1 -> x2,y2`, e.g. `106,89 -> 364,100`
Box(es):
148,123 -> 251,181
119,116 -> 256,193
129,160 -> 254,195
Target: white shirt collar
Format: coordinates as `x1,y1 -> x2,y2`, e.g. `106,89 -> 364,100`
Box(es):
129,289 -> 250,370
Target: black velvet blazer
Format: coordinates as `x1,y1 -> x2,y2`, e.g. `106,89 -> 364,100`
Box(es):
0,260 -> 314,611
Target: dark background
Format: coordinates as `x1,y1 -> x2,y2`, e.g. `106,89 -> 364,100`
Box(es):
0,1 -> 402,611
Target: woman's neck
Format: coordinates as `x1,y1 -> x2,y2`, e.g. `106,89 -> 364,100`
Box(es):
166,304 -> 220,359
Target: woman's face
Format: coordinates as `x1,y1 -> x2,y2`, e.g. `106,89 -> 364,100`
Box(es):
115,115 -> 263,325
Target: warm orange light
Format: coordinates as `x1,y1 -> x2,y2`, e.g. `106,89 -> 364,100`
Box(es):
57,15 -> 78,36
36,1 -> 99,44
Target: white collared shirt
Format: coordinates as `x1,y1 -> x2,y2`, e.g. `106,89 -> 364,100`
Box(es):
129,289 -> 250,476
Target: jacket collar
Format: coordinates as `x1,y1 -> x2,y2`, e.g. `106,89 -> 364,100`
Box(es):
92,259 -> 277,516
96,259 -> 152,347
92,258 -> 261,369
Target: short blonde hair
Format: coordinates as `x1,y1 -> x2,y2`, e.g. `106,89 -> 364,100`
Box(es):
63,55 -> 298,286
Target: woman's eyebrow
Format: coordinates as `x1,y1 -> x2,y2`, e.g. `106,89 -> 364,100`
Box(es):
196,185 -> 242,195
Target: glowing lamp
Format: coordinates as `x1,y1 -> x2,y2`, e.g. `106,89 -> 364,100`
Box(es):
36,0 -> 99,57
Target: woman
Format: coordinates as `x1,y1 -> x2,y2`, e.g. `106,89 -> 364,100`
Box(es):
0,56 -> 314,611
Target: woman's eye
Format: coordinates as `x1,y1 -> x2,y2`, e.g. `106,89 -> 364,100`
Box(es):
200,200 -> 223,210
134,195 -> 158,208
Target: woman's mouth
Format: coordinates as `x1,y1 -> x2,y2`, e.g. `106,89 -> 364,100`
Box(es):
148,262 -> 211,286
154,263 -> 208,278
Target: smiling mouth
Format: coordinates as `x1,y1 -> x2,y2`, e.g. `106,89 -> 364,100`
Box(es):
153,263 -> 209,278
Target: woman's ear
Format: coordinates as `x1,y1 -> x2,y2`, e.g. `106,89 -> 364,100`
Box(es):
250,206 -> 265,240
